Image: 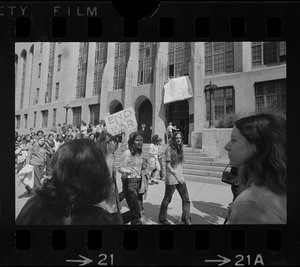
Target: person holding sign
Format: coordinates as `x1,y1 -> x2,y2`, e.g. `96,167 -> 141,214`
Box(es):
117,131 -> 144,225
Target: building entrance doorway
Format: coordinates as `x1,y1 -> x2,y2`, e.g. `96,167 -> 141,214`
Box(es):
111,102 -> 123,114
168,100 -> 189,144
137,99 -> 152,143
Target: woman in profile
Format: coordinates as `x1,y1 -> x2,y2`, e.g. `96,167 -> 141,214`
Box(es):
224,113 -> 286,224
16,139 -> 118,225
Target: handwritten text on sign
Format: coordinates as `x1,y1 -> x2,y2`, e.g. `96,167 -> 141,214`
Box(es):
104,107 -> 137,136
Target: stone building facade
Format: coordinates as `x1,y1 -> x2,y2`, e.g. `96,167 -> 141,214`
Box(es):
15,42 -> 286,146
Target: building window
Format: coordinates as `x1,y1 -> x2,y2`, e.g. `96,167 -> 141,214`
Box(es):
35,88 -> 39,105
89,104 -> 100,125
55,82 -> 59,100
15,54 -> 18,82
46,43 -> 55,103
52,108 -> 57,127
93,42 -> 108,96
138,42 -> 157,85
251,42 -> 286,67
33,111 -> 37,128
20,50 -> 27,110
168,42 -> 191,78
57,54 -> 62,71
113,42 -> 130,90
28,46 -> 34,108
204,42 -> 234,75
41,110 -> 48,128
72,107 -> 82,127
16,115 -> 21,129
205,86 -> 235,121
254,79 -> 286,113
38,63 -> 42,78
24,114 -> 28,129
76,42 -> 89,98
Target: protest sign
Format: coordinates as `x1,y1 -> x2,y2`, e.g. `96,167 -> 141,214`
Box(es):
104,107 -> 137,136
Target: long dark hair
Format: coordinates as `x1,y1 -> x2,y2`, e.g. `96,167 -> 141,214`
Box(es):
95,132 -> 119,158
235,113 -> 286,195
151,134 -> 159,145
37,139 -> 112,215
127,131 -> 143,155
169,131 -> 184,164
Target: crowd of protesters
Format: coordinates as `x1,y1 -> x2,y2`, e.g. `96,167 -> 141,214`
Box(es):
15,121 -> 108,191
15,112 -> 286,225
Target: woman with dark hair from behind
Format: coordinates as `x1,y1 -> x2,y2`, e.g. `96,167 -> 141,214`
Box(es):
16,139 -> 118,225
224,113 -> 286,224
117,131 -> 144,225
95,132 -> 123,224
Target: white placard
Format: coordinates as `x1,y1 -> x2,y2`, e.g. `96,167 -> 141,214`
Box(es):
104,107 -> 137,136
163,76 -> 193,104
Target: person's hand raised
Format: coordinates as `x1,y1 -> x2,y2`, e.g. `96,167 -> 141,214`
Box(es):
107,140 -> 117,155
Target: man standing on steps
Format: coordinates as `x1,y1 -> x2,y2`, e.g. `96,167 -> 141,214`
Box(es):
158,131 -> 191,225
166,122 -> 179,142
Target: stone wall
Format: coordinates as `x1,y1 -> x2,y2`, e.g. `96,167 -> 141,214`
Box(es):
202,128 -> 232,158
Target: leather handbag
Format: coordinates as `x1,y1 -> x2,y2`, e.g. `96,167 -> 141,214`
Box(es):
221,164 -> 239,185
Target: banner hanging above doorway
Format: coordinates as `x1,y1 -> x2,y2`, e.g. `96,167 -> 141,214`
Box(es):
163,76 -> 193,104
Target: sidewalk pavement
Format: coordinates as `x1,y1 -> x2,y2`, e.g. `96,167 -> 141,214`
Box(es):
15,171 -> 233,225
117,172 -> 233,225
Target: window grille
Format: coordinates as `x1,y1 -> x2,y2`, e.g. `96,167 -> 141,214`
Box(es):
204,42 -> 234,75
168,42 -> 191,78
93,42 -> 108,96
113,42 -> 130,90
76,42 -> 89,98
46,42 -> 55,103
254,79 -> 286,113
251,42 -> 286,67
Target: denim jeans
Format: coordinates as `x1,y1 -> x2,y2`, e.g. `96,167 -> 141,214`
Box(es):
158,182 -> 191,224
122,178 -> 142,225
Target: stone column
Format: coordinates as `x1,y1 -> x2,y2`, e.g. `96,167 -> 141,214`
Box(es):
152,42 -> 169,142
100,42 -> 116,119
241,42 -> 252,72
124,42 -> 139,110
15,53 -> 23,111
85,42 -> 96,98
190,42 -> 206,148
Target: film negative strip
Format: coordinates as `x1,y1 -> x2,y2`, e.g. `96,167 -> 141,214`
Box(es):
0,0 -> 300,266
